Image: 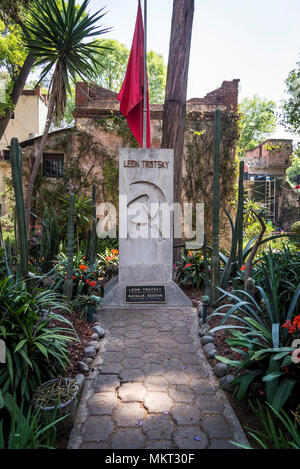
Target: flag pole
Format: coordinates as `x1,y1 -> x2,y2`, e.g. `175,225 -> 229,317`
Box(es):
142,0 -> 147,148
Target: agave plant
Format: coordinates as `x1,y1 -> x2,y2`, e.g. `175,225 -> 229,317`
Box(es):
210,273 -> 300,410
23,0 -> 111,228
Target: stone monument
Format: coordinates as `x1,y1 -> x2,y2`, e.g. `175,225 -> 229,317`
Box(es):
102,148 -> 192,307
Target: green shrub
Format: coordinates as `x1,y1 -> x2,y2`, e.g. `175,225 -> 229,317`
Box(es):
0,277 -> 76,406
210,272 -> 300,410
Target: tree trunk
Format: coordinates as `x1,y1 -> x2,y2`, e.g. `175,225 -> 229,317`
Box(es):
161,0 -> 194,259
24,89 -> 56,230
161,0 -> 194,206
0,53 -> 35,140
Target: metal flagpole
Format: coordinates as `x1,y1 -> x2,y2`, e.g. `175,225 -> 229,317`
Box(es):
142,0 -> 147,148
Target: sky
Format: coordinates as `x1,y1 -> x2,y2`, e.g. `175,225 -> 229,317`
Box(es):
86,0 -> 300,141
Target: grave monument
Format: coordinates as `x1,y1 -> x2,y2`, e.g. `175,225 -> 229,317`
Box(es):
102,147 -> 192,308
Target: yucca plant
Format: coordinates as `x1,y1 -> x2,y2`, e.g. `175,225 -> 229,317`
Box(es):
23,0 -> 111,228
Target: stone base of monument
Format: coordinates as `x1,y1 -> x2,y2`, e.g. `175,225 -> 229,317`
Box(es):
101,275 -> 192,308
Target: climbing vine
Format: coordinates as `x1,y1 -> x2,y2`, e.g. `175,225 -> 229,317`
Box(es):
183,110 -> 240,237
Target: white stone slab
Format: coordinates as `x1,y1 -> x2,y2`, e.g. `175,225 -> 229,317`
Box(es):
102,148 -> 192,308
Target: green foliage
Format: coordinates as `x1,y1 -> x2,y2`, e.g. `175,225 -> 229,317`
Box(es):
97,247 -> 119,281
176,249 -> 205,290
24,0 -> 110,122
286,144 -> 300,186
252,246 -> 300,316
0,393 -> 66,449
52,251 -> 100,297
0,277 -> 75,406
0,20 -> 26,79
39,204 -> 60,273
210,272 -> 300,410
92,38 -> 167,104
58,193 -> 94,244
232,401 -> 300,449
281,58 -> 300,134
237,95 -> 277,157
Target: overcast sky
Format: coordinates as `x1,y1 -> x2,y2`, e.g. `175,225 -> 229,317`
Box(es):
86,0 -> 300,141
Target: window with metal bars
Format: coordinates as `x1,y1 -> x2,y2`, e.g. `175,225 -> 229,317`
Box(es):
43,153 -> 64,178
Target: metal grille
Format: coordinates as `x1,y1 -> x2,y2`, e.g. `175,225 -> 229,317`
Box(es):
43,153 -> 64,178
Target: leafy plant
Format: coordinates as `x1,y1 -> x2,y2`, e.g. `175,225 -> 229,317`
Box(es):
232,401 -> 300,449
210,276 -> 300,410
0,277 -> 77,406
97,248 -> 119,281
0,393 -> 67,449
176,249 -> 205,290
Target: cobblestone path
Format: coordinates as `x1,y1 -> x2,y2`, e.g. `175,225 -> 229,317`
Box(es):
68,307 -> 248,449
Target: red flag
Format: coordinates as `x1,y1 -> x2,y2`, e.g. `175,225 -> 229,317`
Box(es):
117,0 -> 151,148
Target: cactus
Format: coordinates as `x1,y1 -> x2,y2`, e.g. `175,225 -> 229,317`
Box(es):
64,193 -> 75,301
220,160 -> 245,289
202,233 -> 210,298
40,204 -> 60,273
10,138 -> 28,278
211,109 -> 221,304
89,184 -> 97,268
245,277 -> 255,297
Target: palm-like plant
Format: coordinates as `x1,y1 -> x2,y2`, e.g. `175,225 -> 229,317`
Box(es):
23,0 -> 110,229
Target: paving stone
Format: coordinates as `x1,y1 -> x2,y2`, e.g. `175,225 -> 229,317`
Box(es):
201,415 -> 234,439
173,426 -> 208,449
144,392 -> 173,413
142,414 -> 174,440
119,369 -> 144,382
93,374 -> 120,393
195,395 -> 225,414
82,416 -> 114,442
190,378 -> 217,394
111,428 -> 145,449
172,403 -> 201,425
122,357 -> 144,368
168,385 -> 196,403
113,402 -> 144,426
209,439 -> 238,449
143,363 -> 165,376
118,383 -> 146,402
124,347 -> 144,358
144,375 -> 169,391
88,392 -> 118,415
68,306 -> 247,450
143,353 -> 162,364
164,371 -> 190,385
99,363 -> 123,374
103,351 -> 122,363
145,440 -> 176,449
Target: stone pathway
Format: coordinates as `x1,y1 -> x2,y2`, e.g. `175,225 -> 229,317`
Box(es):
68,307 -> 248,449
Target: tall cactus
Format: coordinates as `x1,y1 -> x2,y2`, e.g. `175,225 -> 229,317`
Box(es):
10,138 -> 28,278
89,184 -> 97,267
40,204 -> 60,273
211,109 -> 221,304
64,193 -> 75,301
